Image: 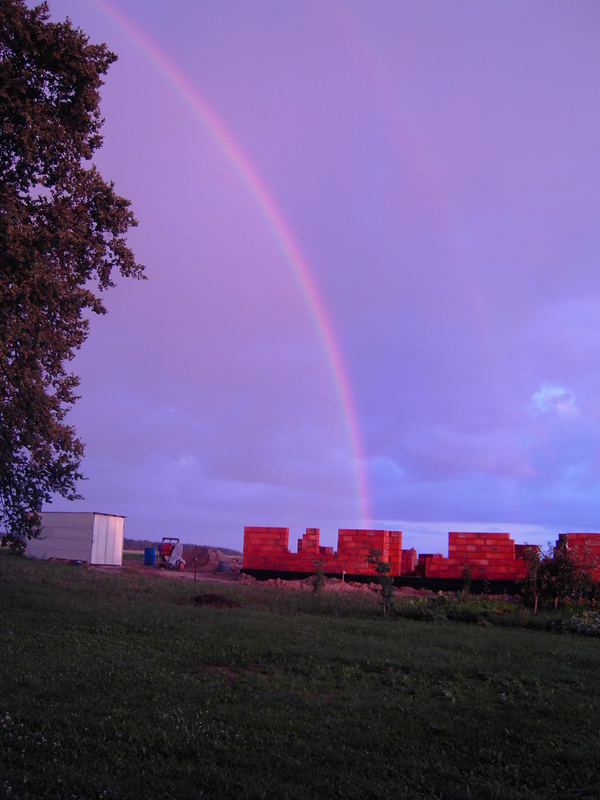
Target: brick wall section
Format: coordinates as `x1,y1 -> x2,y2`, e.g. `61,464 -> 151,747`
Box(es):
424,532 -> 528,580
559,533 -> 600,581
242,527 -> 403,576
336,529 -> 399,575
243,528 -> 600,582
401,548 -> 417,574
242,527 -> 292,571
515,544 -> 540,560
297,528 -> 319,555
415,554 -> 442,577
389,532 -> 402,574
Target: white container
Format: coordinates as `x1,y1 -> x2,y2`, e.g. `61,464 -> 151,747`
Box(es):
26,511 -> 125,566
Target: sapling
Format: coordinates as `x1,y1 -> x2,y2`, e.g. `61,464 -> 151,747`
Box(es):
368,549 -> 394,618
312,559 -> 325,595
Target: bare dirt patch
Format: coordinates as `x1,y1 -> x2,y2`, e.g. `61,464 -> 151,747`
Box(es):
203,665 -> 238,684
252,575 -> 430,597
181,545 -> 241,573
98,558 -> 439,599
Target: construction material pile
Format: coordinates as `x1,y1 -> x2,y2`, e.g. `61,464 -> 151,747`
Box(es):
181,545 -> 241,573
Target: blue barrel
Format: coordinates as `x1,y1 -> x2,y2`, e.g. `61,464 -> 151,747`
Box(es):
144,547 -> 156,566
217,560 -> 230,573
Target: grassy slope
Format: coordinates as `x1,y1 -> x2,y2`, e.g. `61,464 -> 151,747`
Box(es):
1,556 -> 599,800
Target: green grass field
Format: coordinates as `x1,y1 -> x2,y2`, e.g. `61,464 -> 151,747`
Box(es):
1,555 -> 599,799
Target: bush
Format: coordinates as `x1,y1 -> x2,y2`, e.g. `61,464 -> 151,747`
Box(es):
562,611 -> 600,637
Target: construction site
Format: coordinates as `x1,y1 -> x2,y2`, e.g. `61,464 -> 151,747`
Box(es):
241,526 -> 600,591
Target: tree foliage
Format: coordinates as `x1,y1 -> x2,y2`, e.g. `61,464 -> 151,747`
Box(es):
0,1 -> 144,546
368,548 -> 394,617
522,541 -> 599,613
312,558 -> 325,595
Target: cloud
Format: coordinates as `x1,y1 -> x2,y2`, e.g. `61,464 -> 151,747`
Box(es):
391,425 -> 534,481
531,385 -> 578,417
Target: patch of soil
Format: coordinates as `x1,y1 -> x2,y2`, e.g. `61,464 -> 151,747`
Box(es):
203,665 -> 238,684
192,593 -> 241,609
200,664 -> 269,684
259,576 -> 379,593
396,585 -> 437,597
180,546 -> 241,573
181,545 -> 210,568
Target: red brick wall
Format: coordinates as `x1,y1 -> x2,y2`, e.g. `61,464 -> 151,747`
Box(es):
424,532 -> 528,580
243,528 -> 600,583
389,532 -> 402,574
297,528 -> 319,555
242,527 -> 403,576
242,527 -> 291,571
401,548 -> 417,574
415,554 -> 442,577
337,529 -> 390,575
515,544 -> 540,560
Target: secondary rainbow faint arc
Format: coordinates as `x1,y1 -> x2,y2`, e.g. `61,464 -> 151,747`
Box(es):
90,0 -> 371,525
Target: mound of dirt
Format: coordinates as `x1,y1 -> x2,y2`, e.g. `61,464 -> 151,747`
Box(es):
192,593 -> 241,609
181,545 -> 210,568
258,576 -> 379,593
396,585 -> 437,597
181,546 -> 241,573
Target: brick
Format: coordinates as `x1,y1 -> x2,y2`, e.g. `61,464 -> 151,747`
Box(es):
243,526 -> 591,582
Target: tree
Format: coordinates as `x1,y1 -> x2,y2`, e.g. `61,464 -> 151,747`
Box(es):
460,563 -> 473,598
564,539 -> 598,603
548,537 -> 577,609
521,540 -> 599,613
522,545 -> 546,614
0,2 -> 144,547
312,558 -> 325,595
368,548 -> 394,618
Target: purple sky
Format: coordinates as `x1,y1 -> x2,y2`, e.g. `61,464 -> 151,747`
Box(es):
44,0 -> 600,553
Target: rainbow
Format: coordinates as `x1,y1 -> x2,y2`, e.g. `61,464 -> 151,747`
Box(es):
89,0 -> 371,524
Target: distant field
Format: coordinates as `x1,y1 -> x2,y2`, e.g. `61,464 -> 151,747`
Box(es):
1,555 -> 599,799
122,549 -> 144,561
123,539 -> 242,557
